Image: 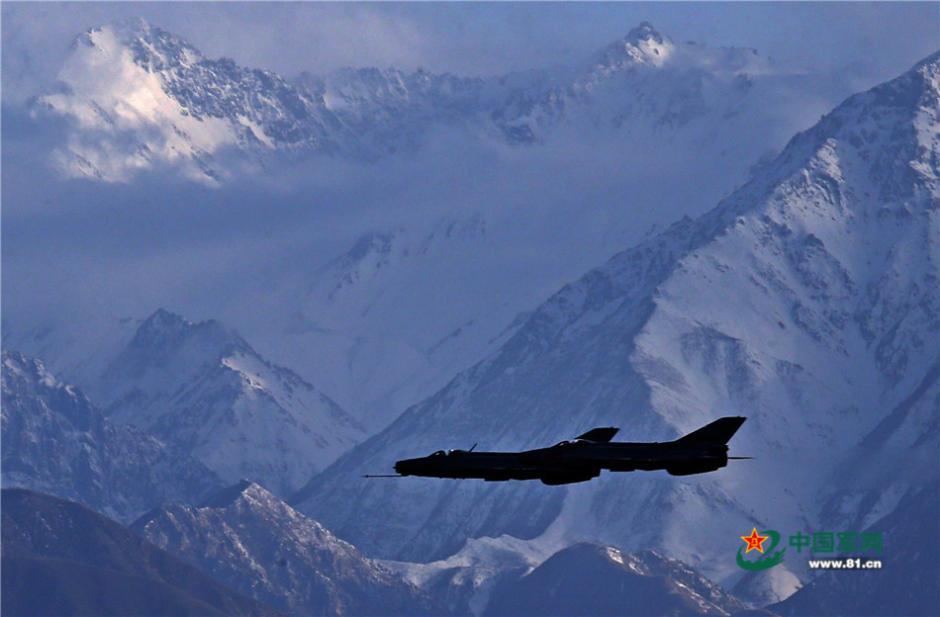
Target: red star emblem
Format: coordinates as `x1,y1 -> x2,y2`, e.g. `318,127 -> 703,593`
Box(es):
740,528 -> 769,554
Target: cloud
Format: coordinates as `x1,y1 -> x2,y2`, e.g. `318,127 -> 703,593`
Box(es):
2,1 -> 937,371
0,75 -> 806,341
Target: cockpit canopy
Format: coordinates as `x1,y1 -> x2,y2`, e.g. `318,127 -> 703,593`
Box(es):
429,449 -> 467,457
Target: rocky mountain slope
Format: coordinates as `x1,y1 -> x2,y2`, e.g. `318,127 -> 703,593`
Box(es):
484,543 -> 746,616
1,350 -> 221,522
1,488 -> 276,616
95,309 -> 365,496
493,22 -> 785,146
298,66 -> 493,155
383,534 -> 555,616
294,51 -> 940,600
134,481 -> 440,616
36,18 -> 349,183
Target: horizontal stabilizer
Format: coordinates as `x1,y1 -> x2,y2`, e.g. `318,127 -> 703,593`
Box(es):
575,427 -> 620,443
674,417 -> 746,445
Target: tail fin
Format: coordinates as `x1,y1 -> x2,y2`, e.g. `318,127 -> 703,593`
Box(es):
673,417 -> 746,445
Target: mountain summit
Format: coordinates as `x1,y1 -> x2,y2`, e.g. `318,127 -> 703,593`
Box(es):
594,21 -> 675,70
98,309 -> 365,496
37,19 -> 343,182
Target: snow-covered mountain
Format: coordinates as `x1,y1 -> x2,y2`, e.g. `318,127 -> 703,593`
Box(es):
35,19 -> 847,185
494,22 -> 768,141
0,350 -> 221,522
35,18 -> 348,183
17,19 -> 867,436
294,51 -> 940,600
96,309 -> 365,496
134,481 -> 441,616
132,478 -> 751,617
484,543 -> 746,616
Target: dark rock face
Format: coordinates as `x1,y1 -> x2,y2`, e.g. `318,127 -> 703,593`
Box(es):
770,483 -> 940,617
485,543 -> 747,616
1,350 -> 221,522
0,488 -> 277,617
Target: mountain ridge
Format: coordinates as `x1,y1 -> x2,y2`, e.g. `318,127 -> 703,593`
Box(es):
97,308 -> 365,496
134,480 -> 443,616
36,18 -> 849,184
1,349 -> 222,522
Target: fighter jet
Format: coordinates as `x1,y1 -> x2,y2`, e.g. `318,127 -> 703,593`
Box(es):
381,417 -> 748,485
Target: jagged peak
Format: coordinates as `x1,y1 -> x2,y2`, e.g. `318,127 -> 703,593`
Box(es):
593,22 -> 674,70
624,21 -> 666,45
2,348 -> 99,431
194,481 -> 327,525
912,50 -> 940,90
137,308 -> 190,334
73,18 -> 204,73
125,309 -> 249,360
199,479 -> 265,508
2,348 -> 32,371
2,349 -> 61,390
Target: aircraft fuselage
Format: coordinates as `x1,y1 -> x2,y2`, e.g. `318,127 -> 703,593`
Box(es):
394,439 -> 731,485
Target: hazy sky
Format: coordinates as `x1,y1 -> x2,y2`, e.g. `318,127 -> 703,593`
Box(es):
2,1 -> 938,351
3,2 -> 938,104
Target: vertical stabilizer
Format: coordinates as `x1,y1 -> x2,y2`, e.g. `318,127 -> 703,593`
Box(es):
673,417 -> 746,445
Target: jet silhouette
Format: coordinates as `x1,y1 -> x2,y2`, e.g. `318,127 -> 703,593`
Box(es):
383,417 -> 748,485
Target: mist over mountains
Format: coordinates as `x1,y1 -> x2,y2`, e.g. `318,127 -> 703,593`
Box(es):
2,12 -> 938,617
6,19 -> 870,428
30,19 -> 848,184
